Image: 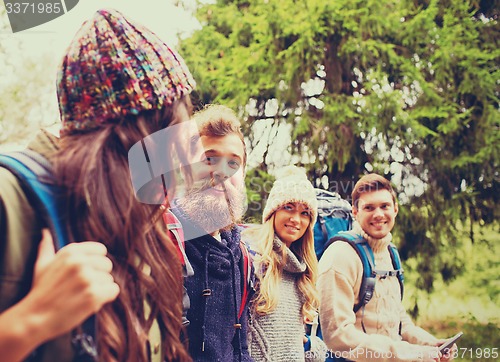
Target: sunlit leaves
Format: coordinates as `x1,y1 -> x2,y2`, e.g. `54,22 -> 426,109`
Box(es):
180,0 -> 499,294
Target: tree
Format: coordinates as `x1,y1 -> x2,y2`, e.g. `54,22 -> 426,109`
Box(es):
180,0 -> 499,295
0,6 -> 59,148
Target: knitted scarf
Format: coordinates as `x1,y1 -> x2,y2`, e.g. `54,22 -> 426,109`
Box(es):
352,222 -> 392,253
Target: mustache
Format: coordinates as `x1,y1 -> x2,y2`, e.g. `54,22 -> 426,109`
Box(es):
188,177 -> 229,194
177,175 -> 247,236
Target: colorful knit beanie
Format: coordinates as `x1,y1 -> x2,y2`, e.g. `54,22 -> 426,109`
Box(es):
262,166 -> 318,224
57,8 -> 195,135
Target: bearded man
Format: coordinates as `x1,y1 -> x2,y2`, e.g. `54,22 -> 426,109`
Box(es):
170,105 -> 253,362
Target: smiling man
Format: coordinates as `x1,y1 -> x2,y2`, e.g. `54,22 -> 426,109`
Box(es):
175,110 -> 247,238
317,174 -> 455,362
170,105 -> 253,362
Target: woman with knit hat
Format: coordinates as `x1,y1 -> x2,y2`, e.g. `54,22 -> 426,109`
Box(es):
0,9 -> 195,362
243,166 -> 327,362
317,173 -> 456,362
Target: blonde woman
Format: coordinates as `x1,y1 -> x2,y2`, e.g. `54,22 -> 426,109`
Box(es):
244,166 -> 327,362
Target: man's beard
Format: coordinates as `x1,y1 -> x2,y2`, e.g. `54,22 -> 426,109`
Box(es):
177,177 -> 246,236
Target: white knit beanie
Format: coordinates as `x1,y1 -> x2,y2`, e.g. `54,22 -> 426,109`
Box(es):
262,166 -> 318,224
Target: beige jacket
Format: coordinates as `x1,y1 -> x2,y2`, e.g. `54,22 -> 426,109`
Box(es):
317,231 -> 439,362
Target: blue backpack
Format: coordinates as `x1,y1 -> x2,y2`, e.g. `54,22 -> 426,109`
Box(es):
323,231 -> 405,317
318,231 -> 405,361
312,189 -> 404,309
311,190 -> 404,361
0,150 -> 97,362
313,189 -> 353,260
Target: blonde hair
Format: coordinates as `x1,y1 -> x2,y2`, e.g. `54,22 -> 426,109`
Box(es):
243,212 -> 319,322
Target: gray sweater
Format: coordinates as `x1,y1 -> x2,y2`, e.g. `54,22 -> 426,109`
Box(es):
248,237 -> 326,362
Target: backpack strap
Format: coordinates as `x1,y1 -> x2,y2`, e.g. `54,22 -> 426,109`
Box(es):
0,151 -> 70,249
326,231 -> 377,313
163,208 -> 194,277
325,231 -> 378,335
238,241 -> 254,320
387,243 -> 404,300
322,231 -> 406,338
318,214 -> 328,247
163,208 -> 184,262
387,243 -> 405,336
0,150 -> 98,362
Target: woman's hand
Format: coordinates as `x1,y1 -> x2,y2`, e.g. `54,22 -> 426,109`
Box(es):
29,229 -> 120,338
0,229 -> 120,362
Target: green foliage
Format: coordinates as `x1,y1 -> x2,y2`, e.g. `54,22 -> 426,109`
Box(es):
244,167 -> 275,223
180,0 -> 499,288
423,319 -> 500,362
403,224 -> 499,321
402,225 -> 499,359
457,226 -> 500,303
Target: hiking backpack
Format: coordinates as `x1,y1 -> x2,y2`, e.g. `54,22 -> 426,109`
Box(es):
0,150 -> 97,362
313,189 -> 353,260
311,189 -> 405,360
323,231 -> 405,317
312,188 -> 404,310
164,213 -> 254,322
312,230 -> 405,361
317,230 -> 405,361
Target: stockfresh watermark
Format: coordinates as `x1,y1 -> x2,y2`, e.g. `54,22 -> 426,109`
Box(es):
3,0 -> 79,33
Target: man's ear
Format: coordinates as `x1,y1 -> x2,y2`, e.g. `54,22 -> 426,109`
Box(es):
352,206 -> 358,218
394,202 -> 399,216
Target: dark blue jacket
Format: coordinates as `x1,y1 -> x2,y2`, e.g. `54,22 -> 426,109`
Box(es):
172,207 -> 253,362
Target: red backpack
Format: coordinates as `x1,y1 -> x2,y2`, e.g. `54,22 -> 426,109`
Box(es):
162,207 -> 253,319
163,208 -> 189,269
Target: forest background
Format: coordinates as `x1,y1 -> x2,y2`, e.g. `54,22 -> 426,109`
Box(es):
1,1 -> 498,360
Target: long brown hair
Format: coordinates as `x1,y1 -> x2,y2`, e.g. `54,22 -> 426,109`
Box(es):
52,96 -> 192,362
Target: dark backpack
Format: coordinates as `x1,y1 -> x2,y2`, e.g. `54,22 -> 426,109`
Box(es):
313,189 -> 353,260
0,150 -> 97,362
